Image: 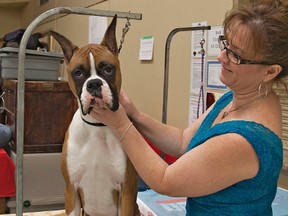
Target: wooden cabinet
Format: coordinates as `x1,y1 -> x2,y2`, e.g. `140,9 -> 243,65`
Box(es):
3,79 -> 77,153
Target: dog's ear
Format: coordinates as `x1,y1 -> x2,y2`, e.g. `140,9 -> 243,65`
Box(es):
101,15 -> 118,57
50,31 -> 79,64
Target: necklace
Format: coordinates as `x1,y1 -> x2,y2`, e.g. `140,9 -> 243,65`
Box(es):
221,93 -> 269,119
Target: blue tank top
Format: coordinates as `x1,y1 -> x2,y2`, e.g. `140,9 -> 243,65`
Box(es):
185,91 -> 283,216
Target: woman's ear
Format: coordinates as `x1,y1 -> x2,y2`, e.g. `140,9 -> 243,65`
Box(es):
263,64 -> 282,82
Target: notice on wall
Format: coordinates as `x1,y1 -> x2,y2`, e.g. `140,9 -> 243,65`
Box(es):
139,36 -> 154,60
207,26 -> 224,56
206,60 -> 227,89
89,16 -> 108,44
188,93 -> 204,126
190,58 -> 204,94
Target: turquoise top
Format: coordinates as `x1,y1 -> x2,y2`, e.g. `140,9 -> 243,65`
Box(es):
185,91 -> 283,216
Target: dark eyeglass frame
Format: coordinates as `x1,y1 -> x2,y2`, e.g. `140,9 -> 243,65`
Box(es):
218,35 -> 272,65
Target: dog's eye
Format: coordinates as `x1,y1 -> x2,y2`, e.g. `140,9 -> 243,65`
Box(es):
73,69 -> 83,78
104,66 -> 113,75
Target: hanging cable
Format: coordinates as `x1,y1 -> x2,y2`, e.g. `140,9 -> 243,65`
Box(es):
197,35 -> 205,118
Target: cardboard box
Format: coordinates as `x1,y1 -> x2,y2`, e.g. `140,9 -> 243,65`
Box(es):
0,47 -> 63,81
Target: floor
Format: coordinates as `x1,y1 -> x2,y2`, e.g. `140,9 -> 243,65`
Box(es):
0,210 -> 65,216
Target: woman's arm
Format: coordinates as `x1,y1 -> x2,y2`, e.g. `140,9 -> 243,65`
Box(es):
90,105 -> 259,198
119,91 -> 214,157
90,91 -> 258,197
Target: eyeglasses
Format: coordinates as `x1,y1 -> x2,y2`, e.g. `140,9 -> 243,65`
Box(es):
218,35 -> 271,65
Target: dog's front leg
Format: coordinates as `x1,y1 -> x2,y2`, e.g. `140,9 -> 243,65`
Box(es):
61,137 -> 81,216
120,159 -> 140,216
63,183 -> 82,216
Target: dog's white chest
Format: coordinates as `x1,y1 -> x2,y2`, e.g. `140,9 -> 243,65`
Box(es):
66,110 -> 127,215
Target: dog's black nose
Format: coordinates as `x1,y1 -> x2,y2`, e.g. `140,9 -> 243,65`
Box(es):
87,79 -> 103,98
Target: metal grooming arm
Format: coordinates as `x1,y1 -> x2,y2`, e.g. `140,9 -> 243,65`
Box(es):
162,26 -> 211,124
17,7 -> 141,215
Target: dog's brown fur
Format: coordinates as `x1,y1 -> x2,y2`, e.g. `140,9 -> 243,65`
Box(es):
51,15 -> 139,216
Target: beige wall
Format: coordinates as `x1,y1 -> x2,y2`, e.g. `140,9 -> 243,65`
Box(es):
19,0 -> 232,128
1,0 -> 287,189
53,0 -> 232,127
0,7 -> 22,38
0,0 -> 232,127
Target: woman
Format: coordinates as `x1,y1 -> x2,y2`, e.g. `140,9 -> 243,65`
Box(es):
91,0 -> 286,215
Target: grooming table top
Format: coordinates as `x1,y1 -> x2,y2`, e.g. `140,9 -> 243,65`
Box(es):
1,187 -> 287,215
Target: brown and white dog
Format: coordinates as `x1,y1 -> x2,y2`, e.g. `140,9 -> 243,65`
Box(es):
50,15 -> 139,216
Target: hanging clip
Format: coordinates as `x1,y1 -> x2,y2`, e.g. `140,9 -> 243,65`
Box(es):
118,16 -> 131,54
198,38 -> 205,55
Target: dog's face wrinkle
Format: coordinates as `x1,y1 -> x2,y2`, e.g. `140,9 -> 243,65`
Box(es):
71,64 -> 90,100
67,63 -> 91,116
111,92 -> 119,111
95,61 -> 120,111
97,61 -> 116,82
96,60 -> 121,96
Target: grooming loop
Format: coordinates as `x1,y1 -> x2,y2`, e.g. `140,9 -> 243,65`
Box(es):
16,7 -> 141,216
197,34 -> 206,118
118,17 -> 131,53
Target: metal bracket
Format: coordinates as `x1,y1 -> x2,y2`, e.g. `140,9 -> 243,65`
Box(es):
162,26 -> 211,124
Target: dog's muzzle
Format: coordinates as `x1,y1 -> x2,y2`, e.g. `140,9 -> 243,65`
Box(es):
87,79 -> 103,99
80,78 -> 118,115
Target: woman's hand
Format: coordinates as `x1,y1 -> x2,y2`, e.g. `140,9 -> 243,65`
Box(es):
89,90 -> 140,133
119,90 -> 141,121
90,103 -> 130,130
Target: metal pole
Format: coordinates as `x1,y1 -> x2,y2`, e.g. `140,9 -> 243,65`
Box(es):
162,26 -> 211,124
17,7 -> 142,215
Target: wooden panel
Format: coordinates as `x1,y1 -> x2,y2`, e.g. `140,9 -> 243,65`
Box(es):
3,79 -> 78,153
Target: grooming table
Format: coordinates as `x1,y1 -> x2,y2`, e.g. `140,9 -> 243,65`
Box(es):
1,187 -> 287,215
137,187 -> 288,216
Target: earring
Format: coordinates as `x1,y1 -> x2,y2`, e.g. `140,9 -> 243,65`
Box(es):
258,81 -> 268,96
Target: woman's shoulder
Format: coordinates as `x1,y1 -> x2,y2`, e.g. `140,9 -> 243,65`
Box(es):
215,120 -> 281,141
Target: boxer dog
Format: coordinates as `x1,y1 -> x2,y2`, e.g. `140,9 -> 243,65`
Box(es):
50,15 -> 139,216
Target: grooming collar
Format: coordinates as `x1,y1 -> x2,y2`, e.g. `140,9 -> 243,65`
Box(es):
81,116 -> 106,127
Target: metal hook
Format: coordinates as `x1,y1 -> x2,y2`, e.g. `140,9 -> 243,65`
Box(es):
198,38 -> 205,55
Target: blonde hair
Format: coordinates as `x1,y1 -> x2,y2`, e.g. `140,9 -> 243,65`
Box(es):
223,0 -> 288,81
